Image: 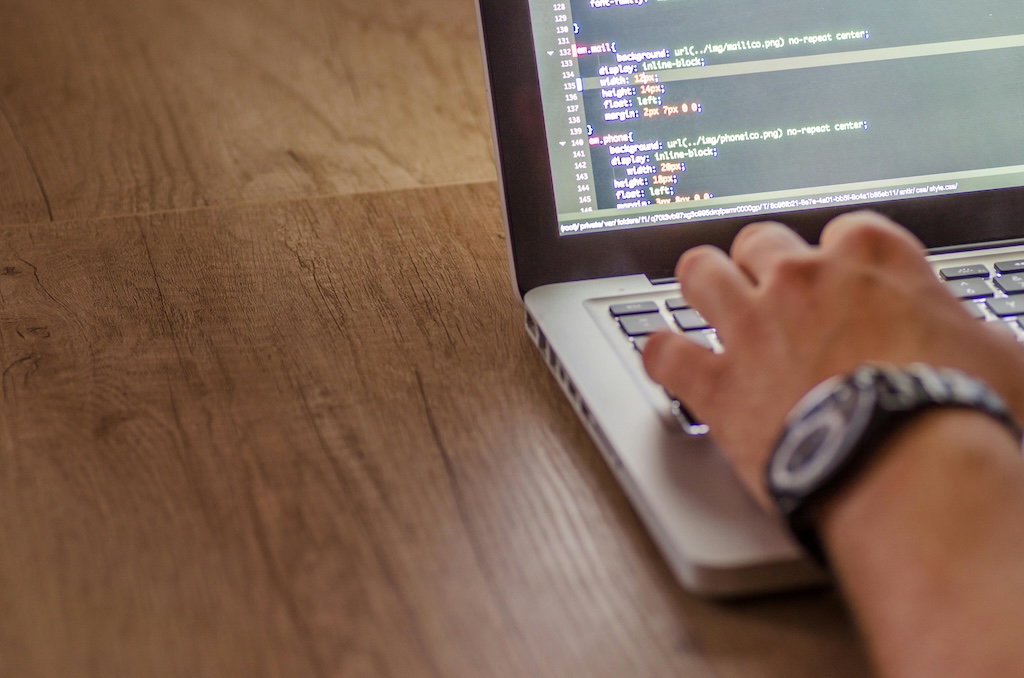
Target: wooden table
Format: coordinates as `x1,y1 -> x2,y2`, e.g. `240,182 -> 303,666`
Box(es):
0,0 -> 872,675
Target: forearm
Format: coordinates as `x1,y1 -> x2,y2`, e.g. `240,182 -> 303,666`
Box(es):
818,410 -> 1024,678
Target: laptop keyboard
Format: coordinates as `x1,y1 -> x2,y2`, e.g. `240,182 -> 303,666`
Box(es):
937,261 -> 1024,322
611,258 -> 1024,434
609,294 -> 721,434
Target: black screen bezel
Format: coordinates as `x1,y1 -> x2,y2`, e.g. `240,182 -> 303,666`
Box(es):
478,0 -> 1024,298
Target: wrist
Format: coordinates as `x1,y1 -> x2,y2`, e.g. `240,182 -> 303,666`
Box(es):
765,364 -> 1022,566
815,408 -> 1023,565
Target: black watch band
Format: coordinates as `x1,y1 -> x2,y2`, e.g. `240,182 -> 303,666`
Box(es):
767,364 -> 1022,567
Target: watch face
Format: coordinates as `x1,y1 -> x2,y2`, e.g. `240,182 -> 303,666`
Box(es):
770,380 -> 877,496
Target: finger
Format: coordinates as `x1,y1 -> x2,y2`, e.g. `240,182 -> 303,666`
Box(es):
642,331 -> 720,411
729,222 -> 812,284
675,245 -> 753,331
819,210 -> 926,266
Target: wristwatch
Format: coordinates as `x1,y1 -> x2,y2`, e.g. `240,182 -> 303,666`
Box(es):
767,363 -> 1022,566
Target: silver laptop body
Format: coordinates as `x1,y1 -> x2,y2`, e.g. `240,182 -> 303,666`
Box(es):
476,0 -> 1024,596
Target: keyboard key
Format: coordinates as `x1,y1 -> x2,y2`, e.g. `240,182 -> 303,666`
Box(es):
945,279 -> 994,299
684,331 -> 715,351
994,259 -> 1024,275
632,336 -> 650,352
962,301 -> 986,320
665,297 -> 690,311
994,274 -> 1024,295
939,264 -> 989,281
986,297 -> 1024,318
610,301 -> 659,317
673,309 -> 711,331
619,313 -> 669,336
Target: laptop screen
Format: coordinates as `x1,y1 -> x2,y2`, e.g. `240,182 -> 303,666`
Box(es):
528,1 -> 1024,238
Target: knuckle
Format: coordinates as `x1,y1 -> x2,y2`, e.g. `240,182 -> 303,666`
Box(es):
731,223 -> 764,252
770,253 -> 821,288
826,209 -> 895,234
843,226 -> 906,265
826,212 -> 923,263
848,221 -> 898,247
731,221 -> 786,255
725,300 -> 763,337
676,245 -> 721,282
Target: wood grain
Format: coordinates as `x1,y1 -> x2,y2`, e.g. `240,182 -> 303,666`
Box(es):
0,0 -> 496,226
0,94 -> 51,224
0,182 -> 871,677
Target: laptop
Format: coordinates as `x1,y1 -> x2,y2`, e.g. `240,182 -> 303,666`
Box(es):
474,0 -> 1024,597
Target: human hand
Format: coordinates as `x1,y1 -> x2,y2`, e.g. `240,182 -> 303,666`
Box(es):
642,211 -> 1024,508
